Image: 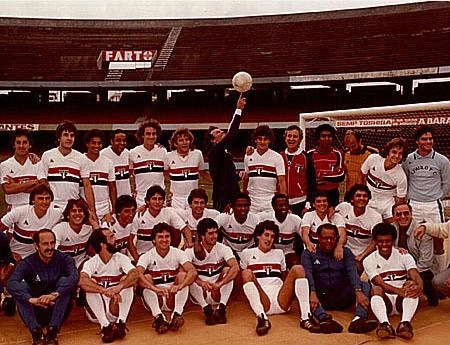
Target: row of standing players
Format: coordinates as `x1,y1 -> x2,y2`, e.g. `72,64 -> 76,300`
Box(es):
1,93 -> 450,343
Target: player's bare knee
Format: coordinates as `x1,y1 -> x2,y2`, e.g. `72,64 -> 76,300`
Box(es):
290,264 -> 306,278
241,268 -> 255,283
371,285 -> 384,296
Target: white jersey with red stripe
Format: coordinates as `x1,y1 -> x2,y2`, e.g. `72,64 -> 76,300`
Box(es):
54,222 -> 92,269
244,149 -> 285,212
40,148 -> 90,208
175,208 -> 220,232
137,246 -> 189,286
240,247 -> 286,288
301,210 -> 345,244
129,144 -> 166,206
82,252 -> 135,288
335,202 -> 382,256
132,208 -> 185,255
361,154 -> 407,202
185,242 -> 234,283
102,214 -> 137,255
216,212 -> 259,254
363,247 -> 417,289
82,155 -> 115,217
257,211 -> 301,255
165,149 -> 206,201
0,205 -> 63,258
0,156 -> 44,208
100,146 -> 131,197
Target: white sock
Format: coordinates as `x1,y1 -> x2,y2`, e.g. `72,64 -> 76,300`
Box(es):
173,286 -> 189,315
401,297 -> 419,322
370,295 -> 389,323
142,289 -> 162,317
219,280 -> 234,305
243,282 -> 266,318
189,283 -> 208,308
295,278 -> 311,320
118,287 -> 134,322
85,292 -> 110,327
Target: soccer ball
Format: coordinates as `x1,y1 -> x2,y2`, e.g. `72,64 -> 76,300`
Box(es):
232,71 -> 253,92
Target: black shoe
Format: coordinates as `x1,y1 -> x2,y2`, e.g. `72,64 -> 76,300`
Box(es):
215,303 -> 227,324
319,319 -> 343,334
170,312 -> 185,331
46,326 -> 59,345
76,289 -> 86,307
114,320 -> 128,339
31,328 -> 45,345
1,292 -> 16,316
153,314 -> 170,334
299,314 -> 321,333
256,314 -> 271,336
396,321 -> 414,339
203,305 -> 216,325
348,317 -> 378,334
376,322 -> 396,339
100,324 -> 115,343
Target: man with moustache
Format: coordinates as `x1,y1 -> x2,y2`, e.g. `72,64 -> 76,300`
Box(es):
7,229 -> 78,345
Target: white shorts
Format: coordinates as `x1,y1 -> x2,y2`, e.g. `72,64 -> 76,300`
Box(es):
262,283 -> 288,315
368,198 -> 394,219
409,199 -> 445,224
171,195 -> 189,210
385,293 -> 400,316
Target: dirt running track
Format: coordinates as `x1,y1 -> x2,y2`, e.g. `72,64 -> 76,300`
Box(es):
1,293 -> 449,345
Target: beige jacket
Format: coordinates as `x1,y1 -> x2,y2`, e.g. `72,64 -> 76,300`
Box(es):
424,220 -> 450,255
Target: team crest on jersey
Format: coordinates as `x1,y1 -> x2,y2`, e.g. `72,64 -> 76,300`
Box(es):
161,273 -> 170,282
59,169 -> 68,179
91,173 -> 99,182
148,162 -> 154,170
256,168 -> 262,175
295,164 -> 305,172
182,169 -> 190,178
118,168 -> 125,177
263,265 -> 272,275
207,266 -> 214,275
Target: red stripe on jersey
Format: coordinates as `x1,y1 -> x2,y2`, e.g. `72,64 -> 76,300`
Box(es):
93,274 -> 124,285
248,263 -> 282,271
194,259 -> 226,271
14,224 -> 38,238
169,167 -> 199,175
47,167 -> 81,176
345,224 -> 371,236
10,175 -> 38,183
248,165 -> 277,173
147,269 -> 179,279
133,160 -> 164,169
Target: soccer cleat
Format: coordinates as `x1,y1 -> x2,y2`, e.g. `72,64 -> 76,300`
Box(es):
256,314 -> 271,336
31,328 -> 45,345
215,303 -> 227,324
299,314 -> 321,333
203,305 -> 216,326
153,314 -> 170,334
46,326 -> 59,345
348,317 -> 378,334
376,322 -> 396,339
396,321 -> 414,339
100,324 -> 115,343
1,291 -> 16,316
319,319 -> 344,334
170,312 -> 185,331
114,320 -> 128,339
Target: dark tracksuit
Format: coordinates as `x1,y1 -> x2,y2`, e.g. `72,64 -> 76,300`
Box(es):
301,247 -> 370,320
7,250 -> 78,331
